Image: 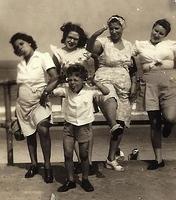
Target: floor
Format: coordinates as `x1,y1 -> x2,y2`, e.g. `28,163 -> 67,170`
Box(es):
0,125 -> 176,200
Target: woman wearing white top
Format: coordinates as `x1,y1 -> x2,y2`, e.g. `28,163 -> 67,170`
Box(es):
87,15 -> 137,171
133,19 -> 176,170
9,33 -> 58,182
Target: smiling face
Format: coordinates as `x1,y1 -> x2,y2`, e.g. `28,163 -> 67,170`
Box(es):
67,74 -> 84,93
13,39 -> 34,58
65,31 -> 80,51
150,24 -> 167,45
108,21 -> 123,42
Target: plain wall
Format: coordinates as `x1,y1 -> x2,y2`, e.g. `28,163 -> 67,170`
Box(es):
0,0 -> 176,60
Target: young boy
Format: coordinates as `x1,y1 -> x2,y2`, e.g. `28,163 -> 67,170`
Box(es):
44,64 -> 109,192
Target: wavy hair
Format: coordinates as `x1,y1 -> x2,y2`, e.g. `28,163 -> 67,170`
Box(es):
60,22 -> 88,48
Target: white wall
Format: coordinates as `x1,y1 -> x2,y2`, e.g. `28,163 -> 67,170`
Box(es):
0,0 -> 176,60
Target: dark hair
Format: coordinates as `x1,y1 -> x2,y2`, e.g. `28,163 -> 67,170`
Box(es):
9,32 -> 37,55
66,64 -> 88,81
152,19 -> 171,36
107,14 -> 125,27
60,22 -> 88,48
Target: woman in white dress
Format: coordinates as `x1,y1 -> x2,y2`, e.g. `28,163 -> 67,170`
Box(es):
133,19 -> 176,170
9,32 -> 58,182
87,15 -> 137,171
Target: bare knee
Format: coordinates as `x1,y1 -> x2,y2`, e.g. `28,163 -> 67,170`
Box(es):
37,121 -> 50,137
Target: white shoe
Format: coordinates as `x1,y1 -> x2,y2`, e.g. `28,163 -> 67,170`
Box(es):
115,151 -> 125,161
106,159 -> 124,171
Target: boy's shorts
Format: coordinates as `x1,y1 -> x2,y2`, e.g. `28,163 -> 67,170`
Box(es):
63,122 -> 92,143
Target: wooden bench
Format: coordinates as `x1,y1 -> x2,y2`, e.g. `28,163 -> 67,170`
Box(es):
0,80 -> 149,165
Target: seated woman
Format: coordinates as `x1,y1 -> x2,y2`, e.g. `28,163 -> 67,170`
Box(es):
87,15 -> 137,171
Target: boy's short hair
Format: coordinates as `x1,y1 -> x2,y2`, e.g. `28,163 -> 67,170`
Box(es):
66,64 -> 88,81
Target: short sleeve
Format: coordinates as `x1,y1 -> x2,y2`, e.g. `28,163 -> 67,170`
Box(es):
50,44 -> 62,63
53,86 -> 66,97
41,52 -> 56,71
96,37 -> 107,48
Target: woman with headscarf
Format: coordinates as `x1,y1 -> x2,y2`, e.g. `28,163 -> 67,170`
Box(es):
87,15 -> 137,171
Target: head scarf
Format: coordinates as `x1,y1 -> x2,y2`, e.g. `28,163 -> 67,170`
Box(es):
107,15 -> 126,29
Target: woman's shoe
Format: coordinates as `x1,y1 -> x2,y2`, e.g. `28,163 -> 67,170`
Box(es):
44,168 -> 53,183
106,159 -> 124,171
57,180 -> 76,192
147,160 -> 165,170
25,165 -> 39,178
115,150 -> 125,161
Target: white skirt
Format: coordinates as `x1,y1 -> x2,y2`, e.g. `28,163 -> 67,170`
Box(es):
16,84 -> 52,136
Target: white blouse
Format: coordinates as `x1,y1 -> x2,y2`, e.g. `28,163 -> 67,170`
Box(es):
17,51 -> 55,92
97,36 -> 133,68
50,45 -> 91,69
133,40 -> 176,72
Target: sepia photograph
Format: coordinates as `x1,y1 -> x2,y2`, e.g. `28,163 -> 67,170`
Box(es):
0,0 -> 176,199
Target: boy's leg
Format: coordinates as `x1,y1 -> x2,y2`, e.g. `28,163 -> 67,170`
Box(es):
74,141 -> 81,163
63,135 -> 75,182
88,134 -> 93,166
58,123 -> 76,192
74,141 -> 82,174
79,142 -> 89,180
79,141 -> 94,192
